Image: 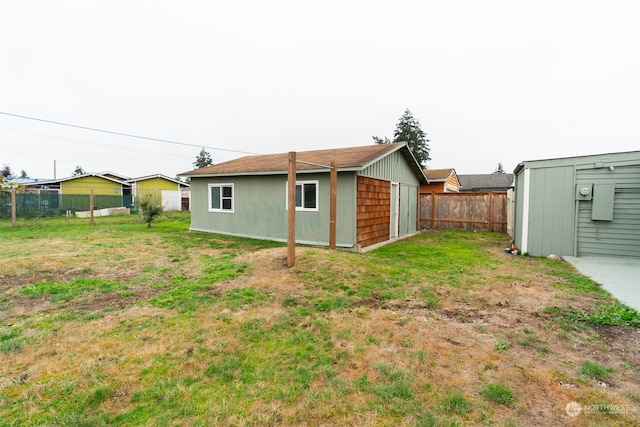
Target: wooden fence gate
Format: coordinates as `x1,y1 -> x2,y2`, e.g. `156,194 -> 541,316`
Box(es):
419,191 -> 511,234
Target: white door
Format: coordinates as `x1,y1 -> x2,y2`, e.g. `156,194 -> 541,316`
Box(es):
390,183 -> 399,238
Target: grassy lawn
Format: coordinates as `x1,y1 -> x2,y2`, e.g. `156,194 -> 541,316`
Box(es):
1,213 -> 639,426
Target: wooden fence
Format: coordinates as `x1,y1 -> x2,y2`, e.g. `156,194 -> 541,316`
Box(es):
419,191 -> 510,233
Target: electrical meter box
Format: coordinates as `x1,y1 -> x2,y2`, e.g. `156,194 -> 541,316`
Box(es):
591,184 -> 615,221
575,184 -> 593,201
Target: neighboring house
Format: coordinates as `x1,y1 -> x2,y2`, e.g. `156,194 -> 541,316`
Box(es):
27,174 -> 129,196
514,151 -> 640,258
22,173 -> 131,213
127,174 -> 189,211
421,168 -> 460,193
458,174 -> 515,192
180,143 -> 428,249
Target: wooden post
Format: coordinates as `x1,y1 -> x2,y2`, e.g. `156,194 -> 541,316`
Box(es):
488,191 -> 494,232
90,188 -> 95,225
11,188 -> 17,228
430,192 -> 436,229
287,152 -> 296,267
329,161 -> 337,249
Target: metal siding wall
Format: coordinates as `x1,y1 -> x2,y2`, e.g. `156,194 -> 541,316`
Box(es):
514,171 -> 525,249
61,177 -> 121,195
576,164 -> 640,257
190,173 -> 358,247
400,184 -> 417,235
528,166 -> 576,256
361,151 -> 420,185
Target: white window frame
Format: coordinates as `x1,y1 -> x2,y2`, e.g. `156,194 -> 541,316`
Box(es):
286,180 -> 319,212
208,183 -> 234,213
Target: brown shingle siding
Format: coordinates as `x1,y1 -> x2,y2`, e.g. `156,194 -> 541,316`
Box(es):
357,176 -> 391,247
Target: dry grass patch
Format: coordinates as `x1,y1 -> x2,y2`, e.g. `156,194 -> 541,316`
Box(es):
1,216 -> 639,426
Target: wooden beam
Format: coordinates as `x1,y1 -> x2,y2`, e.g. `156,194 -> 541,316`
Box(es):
419,217 -> 507,226
287,152 -> 296,267
488,191 -> 494,232
430,191 -> 435,229
11,188 -> 16,227
329,160 -> 337,249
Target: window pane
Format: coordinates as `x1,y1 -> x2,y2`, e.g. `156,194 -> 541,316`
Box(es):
303,183 -> 316,209
222,198 -> 232,210
211,186 -> 221,209
222,186 -> 232,198
295,184 -> 302,207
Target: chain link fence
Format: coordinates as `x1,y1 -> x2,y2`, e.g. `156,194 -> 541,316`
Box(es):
0,192 -> 135,218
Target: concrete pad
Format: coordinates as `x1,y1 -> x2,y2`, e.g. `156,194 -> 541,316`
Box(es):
564,256 -> 640,311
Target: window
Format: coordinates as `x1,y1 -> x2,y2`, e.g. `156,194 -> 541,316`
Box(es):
287,180 -> 318,211
208,183 -> 234,212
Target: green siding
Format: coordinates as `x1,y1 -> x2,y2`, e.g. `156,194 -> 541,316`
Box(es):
576,164 -> 640,258
400,184 -> 417,236
190,147 -> 423,246
190,173 -> 357,247
361,150 -> 420,185
526,165 -> 576,256
513,171 -> 525,250
515,151 -> 640,258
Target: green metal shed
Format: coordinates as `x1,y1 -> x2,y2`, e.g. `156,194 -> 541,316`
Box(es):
180,143 -> 428,249
513,151 -> 640,258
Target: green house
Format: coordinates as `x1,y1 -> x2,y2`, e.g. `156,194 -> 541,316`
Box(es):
181,143 -> 428,249
514,151 -> 640,258
21,173 -> 131,213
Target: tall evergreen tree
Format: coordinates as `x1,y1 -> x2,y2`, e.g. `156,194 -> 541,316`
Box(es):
373,109 -> 431,168
1,164 -> 14,179
71,166 -> 86,176
193,148 -> 213,168
493,163 -> 506,174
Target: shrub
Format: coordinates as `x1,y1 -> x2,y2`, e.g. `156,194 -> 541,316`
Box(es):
139,196 -> 164,228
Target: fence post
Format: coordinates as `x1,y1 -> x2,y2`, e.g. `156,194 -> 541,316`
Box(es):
11,188 -> 17,227
90,189 -> 95,225
488,191 -> 494,232
431,192 -> 436,229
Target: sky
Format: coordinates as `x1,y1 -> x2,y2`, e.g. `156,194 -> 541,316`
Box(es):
1,0 -> 638,180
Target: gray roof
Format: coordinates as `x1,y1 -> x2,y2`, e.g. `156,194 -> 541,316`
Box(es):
458,174 -> 515,191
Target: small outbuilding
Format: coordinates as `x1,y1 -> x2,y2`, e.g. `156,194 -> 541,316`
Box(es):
126,174 -> 189,211
421,168 -> 460,193
513,151 -> 640,258
180,143 -> 428,249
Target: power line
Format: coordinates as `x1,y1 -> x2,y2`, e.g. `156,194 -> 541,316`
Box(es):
0,112 -> 260,155
1,127 -> 195,159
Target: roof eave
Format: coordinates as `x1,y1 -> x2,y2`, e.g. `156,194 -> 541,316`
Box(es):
181,167 -> 364,179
